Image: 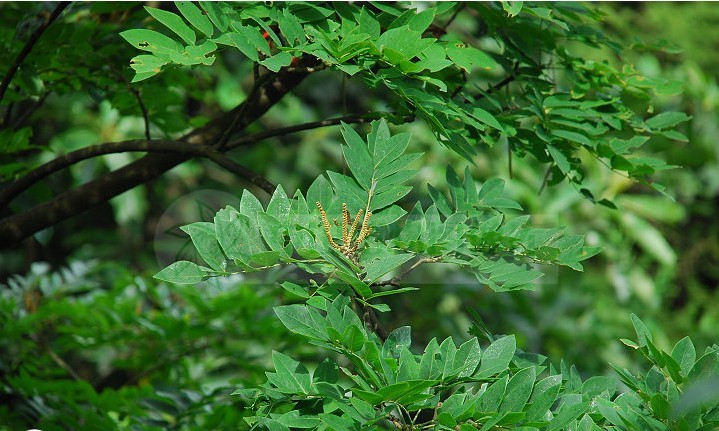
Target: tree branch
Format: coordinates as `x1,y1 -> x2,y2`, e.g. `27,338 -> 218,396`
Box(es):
0,140 -> 276,208
0,69 -> 308,245
0,2 -> 70,105
374,257 -> 440,287
225,112 -> 411,151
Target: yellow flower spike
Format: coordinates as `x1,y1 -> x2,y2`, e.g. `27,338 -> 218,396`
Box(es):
355,211 -> 372,246
342,203 -> 350,244
316,201 -> 340,249
348,208 -> 363,241
315,201 -> 373,263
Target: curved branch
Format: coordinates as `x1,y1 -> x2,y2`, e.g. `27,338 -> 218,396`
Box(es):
0,69 -> 308,245
0,140 -> 276,208
0,2 -> 70,104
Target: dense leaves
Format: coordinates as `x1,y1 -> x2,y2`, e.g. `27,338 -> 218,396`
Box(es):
1,2 -> 716,431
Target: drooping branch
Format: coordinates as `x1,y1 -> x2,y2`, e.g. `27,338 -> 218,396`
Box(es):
0,2 -> 70,105
0,69 -> 308,245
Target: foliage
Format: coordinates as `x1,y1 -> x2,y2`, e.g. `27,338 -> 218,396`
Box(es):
1,2 -> 718,431
157,121 -> 719,430
0,259 -> 295,430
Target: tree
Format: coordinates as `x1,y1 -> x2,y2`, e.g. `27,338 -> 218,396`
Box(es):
1,2 -> 715,430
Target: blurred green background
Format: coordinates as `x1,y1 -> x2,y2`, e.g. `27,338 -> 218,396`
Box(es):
1,2 -> 717,429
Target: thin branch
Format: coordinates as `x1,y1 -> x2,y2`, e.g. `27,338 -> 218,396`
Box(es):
10,92 -> 49,130
134,87 -> 151,141
109,65 -> 151,141
374,257 -> 440,287
439,3 -> 466,35
226,112 -> 410,151
0,140 -> 274,207
0,2 -> 70,105
537,163 -> 554,196
475,61 -> 519,101
2,102 -> 12,127
204,152 -> 276,194
0,69 -> 308,245
215,72 -> 270,151
0,112 -> 401,208
508,139 -> 513,179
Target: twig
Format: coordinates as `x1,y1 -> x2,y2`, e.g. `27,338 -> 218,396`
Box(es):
0,2 -> 70,104
46,346 -> 82,381
2,102 -> 12,128
10,92 -> 49,130
0,140 -> 274,207
439,3 -> 466,35
204,152 -> 275,194
216,72 -> 272,151
508,139 -> 513,179
475,61 -> 519,101
537,163 -> 553,196
109,65 -> 151,141
226,113 -> 410,151
374,257 -> 440,287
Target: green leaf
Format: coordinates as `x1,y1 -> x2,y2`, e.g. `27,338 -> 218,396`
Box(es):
199,2 -> 232,31
326,171 -> 368,212
671,336 -> 696,377
371,185 -> 412,211
371,205 -> 407,227
355,379 -> 436,404
181,222 -> 226,271
630,313 -> 652,347
477,335 -> 516,378
384,326 -> 412,359
267,186 -> 292,219
581,375 -> 617,400
175,1 -> 214,37
261,52 -> 294,72
129,55 -> 169,79
154,261 -> 210,284
278,9 -> 305,46
375,132 -> 412,172
275,411 -> 320,428
645,111 -> 691,130
525,375 -> 562,421
258,212 -> 288,256
502,1 -> 523,17
446,41 -> 496,71
362,251 -> 414,284
269,351 -> 312,394
307,175 -> 334,209
145,6 -> 196,45
397,347 -> 420,381
212,31 -> 259,62
476,374 -> 508,412
419,338 -> 442,380
499,366 -> 536,412
454,338 -> 482,378
315,360 -> 339,387
552,129 -> 593,147
469,107 -> 503,132
121,29 -> 182,55
281,281 -> 310,299
274,304 -> 327,341
341,123 -> 374,190
377,27 -> 431,60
